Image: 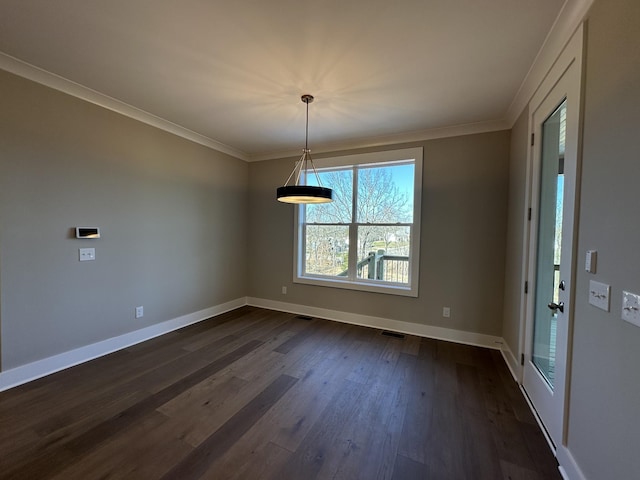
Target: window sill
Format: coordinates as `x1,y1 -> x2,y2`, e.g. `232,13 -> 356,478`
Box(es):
294,275 -> 418,298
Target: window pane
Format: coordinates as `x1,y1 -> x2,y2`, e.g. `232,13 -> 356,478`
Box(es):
356,226 -> 411,284
304,225 -> 350,277
305,169 -> 353,224
357,164 -> 414,223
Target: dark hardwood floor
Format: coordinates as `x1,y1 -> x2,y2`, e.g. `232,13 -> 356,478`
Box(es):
0,306 -> 561,479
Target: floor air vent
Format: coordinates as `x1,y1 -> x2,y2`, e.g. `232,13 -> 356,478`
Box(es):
381,330 -> 405,339
295,315 -> 313,321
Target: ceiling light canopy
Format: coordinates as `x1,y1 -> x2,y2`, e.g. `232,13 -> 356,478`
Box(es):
277,95 -> 334,204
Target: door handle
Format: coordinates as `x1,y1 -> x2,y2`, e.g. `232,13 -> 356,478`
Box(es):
547,301 -> 564,313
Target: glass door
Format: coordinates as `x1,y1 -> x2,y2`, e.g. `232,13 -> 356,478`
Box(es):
522,27 -> 582,452
532,101 -> 566,389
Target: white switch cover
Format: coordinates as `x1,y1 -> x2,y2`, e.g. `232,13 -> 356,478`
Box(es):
442,307 -> 451,318
79,248 -> 95,261
585,250 -> 597,273
588,280 -> 610,311
621,291 -> 640,327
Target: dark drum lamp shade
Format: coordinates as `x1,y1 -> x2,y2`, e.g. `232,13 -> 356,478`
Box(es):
277,185 -> 333,204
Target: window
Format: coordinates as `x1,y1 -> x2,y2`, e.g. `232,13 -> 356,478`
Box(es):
294,147 -> 422,296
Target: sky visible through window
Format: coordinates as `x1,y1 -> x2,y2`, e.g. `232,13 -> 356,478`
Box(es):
388,163 -> 414,211
306,162 -> 414,209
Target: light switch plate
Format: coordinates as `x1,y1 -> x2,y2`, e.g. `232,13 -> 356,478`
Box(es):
588,280 -> 610,311
621,291 -> 640,327
79,248 -> 95,261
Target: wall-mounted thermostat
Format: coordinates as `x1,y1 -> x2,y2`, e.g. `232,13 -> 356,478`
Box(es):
76,227 -> 100,239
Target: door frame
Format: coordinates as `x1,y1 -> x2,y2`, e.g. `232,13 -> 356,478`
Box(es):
518,24 -> 584,452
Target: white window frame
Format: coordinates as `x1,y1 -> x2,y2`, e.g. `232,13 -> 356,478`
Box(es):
293,147 -> 422,297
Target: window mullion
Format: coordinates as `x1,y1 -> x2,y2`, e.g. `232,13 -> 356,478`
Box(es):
301,221 -> 307,277
349,167 -> 358,281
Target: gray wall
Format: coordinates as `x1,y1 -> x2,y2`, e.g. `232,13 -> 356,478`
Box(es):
566,0 -> 640,477
502,107 -> 529,359
0,70 -> 249,370
249,132 -> 510,337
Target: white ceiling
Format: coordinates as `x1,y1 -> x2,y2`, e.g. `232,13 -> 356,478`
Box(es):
0,0 -> 570,160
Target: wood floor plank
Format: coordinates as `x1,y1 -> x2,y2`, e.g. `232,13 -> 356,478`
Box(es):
49,411 -> 193,480
520,421 -> 563,479
284,321 -> 367,381
270,378 -> 365,480
139,334 -> 261,395
157,320 -> 298,424
482,376 -> 541,473
195,404 -> 295,479
401,334 -> 421,356
269,336 -> 370,452
273,317 -> 322,354
158,374 -> 250,447
489,349 -> 539,425
500,459 -> 544,480
425,394 -> 468,478
397,337 -> 437,464
227,441 -> 292,480
181,308 -> 289,352
160,374 -> 298,480
161,348 -> 291,448
1,388 -> 154,473
391,454 -> 429,480
346,330 -> 398,385
329,352 -> 415,480
485,350 -> 561,478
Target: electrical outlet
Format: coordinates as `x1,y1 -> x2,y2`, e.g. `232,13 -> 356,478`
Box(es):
135,306 -> 144,319
443,307 -> 451,318
282,286 -> 287,294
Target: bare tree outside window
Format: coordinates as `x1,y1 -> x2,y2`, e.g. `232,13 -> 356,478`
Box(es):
303,162 -> 414,283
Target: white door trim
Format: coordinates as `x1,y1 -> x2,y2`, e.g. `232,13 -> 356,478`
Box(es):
519,23 -> 584,450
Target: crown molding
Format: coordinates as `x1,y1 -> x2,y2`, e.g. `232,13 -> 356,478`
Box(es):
0,52 -> 250,162
249,118 -> 510,162
505,0 -> 594,126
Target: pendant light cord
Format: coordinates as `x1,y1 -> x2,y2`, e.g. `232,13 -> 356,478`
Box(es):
303,96 -> 324,187
305,98 -> 309,151
284,94 -> 325,188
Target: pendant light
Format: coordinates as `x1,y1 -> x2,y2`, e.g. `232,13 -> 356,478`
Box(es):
276,94 -> 334,204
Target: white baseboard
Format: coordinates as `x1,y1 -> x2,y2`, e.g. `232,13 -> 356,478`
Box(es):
500,342 -> 522,383
558,445 -> 587,480
0,297 -> 247,392
247,297 -> 505,350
